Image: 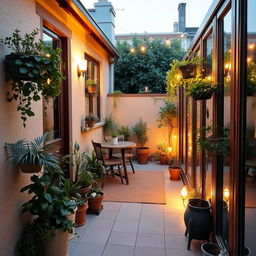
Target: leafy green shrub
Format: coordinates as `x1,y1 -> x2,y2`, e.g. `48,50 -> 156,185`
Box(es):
114,38 -> 184,93
132,118 -> 149,147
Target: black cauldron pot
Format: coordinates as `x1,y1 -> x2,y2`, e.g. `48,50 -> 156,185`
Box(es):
184,199 -> 212,250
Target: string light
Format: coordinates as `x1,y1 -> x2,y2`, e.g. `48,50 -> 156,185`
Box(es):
130,47 -> 135,54
140,45 -> 146,53
223,187 -> 229,202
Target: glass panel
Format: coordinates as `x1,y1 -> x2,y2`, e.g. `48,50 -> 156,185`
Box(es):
222,10 -> 232,246
205,32 -> 213,200
187,96 -> 193,182
42,32 -> 60,140
196,101 -> 201,189
244,0 -> 256,254
85,57 -> 100,119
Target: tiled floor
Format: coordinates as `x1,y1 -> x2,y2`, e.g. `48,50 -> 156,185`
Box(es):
69,162 -> 203,256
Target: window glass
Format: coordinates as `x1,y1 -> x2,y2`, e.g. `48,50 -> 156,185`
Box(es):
222,10 -> 232,246
85,56 -> 100,119
244,0 -> 256,254
42,31 -> 60,140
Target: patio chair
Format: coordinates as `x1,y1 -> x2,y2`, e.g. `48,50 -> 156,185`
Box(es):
91,140 -> 123,184
112,135 -> 135,174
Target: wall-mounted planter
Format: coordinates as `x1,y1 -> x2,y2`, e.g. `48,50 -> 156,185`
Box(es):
87,85 -> 97,94
179,64 -> 197,79
5,54 -> 45,81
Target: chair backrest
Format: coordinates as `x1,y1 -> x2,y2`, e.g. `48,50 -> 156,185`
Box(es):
91,140 -> 105,164
118,135 -> 124,142
104,136 -> 112,142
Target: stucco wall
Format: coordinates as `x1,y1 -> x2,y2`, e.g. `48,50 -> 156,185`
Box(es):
107,94 -> 178,158
0,0 -> 111,254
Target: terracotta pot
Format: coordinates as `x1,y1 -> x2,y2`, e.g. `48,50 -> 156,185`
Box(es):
87,120 -> 95,128
88,192 -> 104,211
179,64 -> 197,79
136,147 -> 150,164
45,229 -> 69,256
87,85 -> 97,93
160,154 -> 169,165
75,201 -> 88,227
77,185 -> 92,197
168,166 -> 182,181
19,163 -> 42,173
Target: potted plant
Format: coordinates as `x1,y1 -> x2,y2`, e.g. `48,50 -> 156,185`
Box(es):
132,118 -> 150,164
186,78 -> 216,100
166,57 -> 202,98
201,243 -> 222,256
156,143 -> 170,164
111,130 -> 119,145
87,188 -> 104,212
196,126 -> 230,156
85,79 -> 98,93
103,114 -> 119,136
84,153 -> 105,188
85,114 -> 98,128
76,170 -> 94,196
1,29 -> 64,127
19,167 -> 78,256
168,158 -> 183,181
118,125 -> 131,141
5,132 -> 60,173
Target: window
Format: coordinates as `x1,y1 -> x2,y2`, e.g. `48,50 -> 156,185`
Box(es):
85,54 -> 100,120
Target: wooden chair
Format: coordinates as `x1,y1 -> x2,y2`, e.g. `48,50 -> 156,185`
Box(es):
91,140 -> 123,184
112,135 -> 135,174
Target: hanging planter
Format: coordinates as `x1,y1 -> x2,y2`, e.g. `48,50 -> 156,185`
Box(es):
185,78 -> 216,101
2,29 -> 64,127
179,63 -> 197,79
85,79 -> 98,94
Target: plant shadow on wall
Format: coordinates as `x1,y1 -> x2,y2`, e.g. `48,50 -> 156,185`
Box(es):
0,29 -> 64,127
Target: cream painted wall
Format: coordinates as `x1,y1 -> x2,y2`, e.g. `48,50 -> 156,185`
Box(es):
107,95 -> 178,158
0,0 -> 113,254
0,1 -> 43,255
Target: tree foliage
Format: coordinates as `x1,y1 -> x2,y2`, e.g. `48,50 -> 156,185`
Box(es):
114,38 -> 185,93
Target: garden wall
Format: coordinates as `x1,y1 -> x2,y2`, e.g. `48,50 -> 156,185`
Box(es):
107,94 -> 178,159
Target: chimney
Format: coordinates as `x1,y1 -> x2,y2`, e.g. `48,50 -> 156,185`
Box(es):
173,22 -> 179,32
178,3 -> 186,32
88,0 -> 116,44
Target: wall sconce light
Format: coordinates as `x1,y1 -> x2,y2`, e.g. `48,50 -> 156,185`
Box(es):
223,187 -> 229,202
77,59 -> 87,77
181,186 -> 188,207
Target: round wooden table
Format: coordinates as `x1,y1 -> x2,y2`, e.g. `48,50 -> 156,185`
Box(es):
101,141 -> 136,185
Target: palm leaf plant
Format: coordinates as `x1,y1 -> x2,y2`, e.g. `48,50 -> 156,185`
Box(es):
5,132 -> 60,173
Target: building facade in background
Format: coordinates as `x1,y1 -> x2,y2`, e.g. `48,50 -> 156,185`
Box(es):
115,3 -> 198,51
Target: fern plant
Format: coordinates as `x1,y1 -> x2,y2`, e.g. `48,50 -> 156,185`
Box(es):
5,132 -> 60,173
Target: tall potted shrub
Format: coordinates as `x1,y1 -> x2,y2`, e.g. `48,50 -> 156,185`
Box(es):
1,29 -> 64,127
157,100 -> 177,163
18,167 -> 78,256
132,118 -> 149,164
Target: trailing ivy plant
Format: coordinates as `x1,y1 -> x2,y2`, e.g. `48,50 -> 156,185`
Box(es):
166,57 -> 203,98
1,29 -> 64,126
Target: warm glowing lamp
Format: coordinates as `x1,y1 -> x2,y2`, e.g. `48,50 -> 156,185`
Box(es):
130,47 -> 135,54
168,147 -> 172,152
140,45 -> 146,53
78,60 -> 87,77
223,187 -> 229,202
181,186 -> 188,199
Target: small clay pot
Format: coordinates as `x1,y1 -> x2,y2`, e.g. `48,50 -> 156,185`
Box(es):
88,192 -> 104,211
160,154 -> 169,165
75,201 -> 88,227
19,163 -> 42,173
168,166 -> 182,181
136,147 -> 150,164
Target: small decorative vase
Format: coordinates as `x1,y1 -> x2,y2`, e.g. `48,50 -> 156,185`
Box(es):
111,137 -> 118,145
